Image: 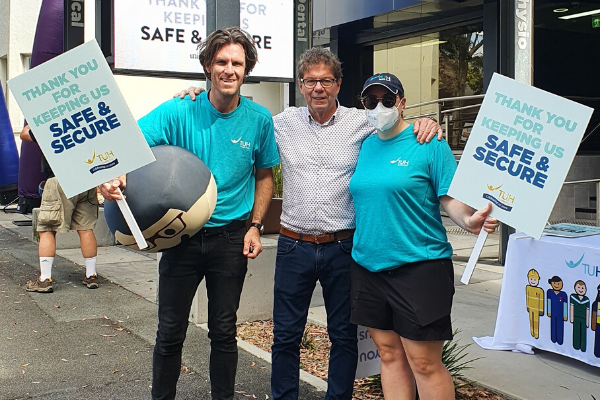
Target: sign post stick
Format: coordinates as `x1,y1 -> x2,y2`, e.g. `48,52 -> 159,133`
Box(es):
115,188 -> 148,250
460,230 -> 488,285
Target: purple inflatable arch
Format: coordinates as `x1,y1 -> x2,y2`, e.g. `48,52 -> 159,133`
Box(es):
0,84 -> 19,205
17,0 -> 64,212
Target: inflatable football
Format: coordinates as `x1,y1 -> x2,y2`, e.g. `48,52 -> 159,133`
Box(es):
104,145 -> 217,252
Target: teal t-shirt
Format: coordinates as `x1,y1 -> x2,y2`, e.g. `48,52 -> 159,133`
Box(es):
137,92 -> 280,227
349,124 -> 457,271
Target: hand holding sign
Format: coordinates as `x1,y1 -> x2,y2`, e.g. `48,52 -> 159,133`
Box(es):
8,40 -> 155,250
448,73 -> 593,284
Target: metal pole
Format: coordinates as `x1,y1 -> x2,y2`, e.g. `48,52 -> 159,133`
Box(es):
205,0 -> 240,91
596,182 -> 599,227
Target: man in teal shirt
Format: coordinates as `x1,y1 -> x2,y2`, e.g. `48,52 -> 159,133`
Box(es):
100,27 -> 279,400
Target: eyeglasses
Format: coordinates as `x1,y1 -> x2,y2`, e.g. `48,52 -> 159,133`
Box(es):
144,212 -> 187,250
300,78 -> 337,88
361,94 -> 399,110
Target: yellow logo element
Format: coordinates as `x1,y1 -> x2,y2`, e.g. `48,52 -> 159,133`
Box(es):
85,150 -> 96,164
487,183 -> 503,191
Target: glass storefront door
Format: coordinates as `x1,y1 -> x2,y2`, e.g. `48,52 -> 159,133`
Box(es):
374,23 -> 484,150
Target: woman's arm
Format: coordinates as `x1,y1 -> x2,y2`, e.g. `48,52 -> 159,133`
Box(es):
439,196 -> 499,234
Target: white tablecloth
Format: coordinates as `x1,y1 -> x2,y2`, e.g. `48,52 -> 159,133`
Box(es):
475,233 -> 600,368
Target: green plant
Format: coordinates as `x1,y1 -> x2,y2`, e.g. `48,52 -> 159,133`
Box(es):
441,330 -> 481,382
300,327 -> 316,351
272,163 -> 283,198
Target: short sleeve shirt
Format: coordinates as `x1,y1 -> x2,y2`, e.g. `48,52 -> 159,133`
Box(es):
138,92 -> 279,227
349,124 -> 457,272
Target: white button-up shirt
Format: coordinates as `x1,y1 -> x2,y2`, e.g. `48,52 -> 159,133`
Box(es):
273,104 -> 374,235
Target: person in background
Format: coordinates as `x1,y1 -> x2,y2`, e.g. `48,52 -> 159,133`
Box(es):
348,73 -> 499,400
21,124 -> 99,293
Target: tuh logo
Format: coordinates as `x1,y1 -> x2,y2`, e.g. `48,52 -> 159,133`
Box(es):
483,183 -> 515,212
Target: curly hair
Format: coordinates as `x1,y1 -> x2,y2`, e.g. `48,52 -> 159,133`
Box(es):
296,47 -> 343,79
198,27 -> 258,80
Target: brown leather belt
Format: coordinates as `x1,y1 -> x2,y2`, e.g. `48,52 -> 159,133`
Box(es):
280,227 -> 355,244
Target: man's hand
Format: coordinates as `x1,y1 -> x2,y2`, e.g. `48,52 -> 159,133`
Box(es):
20,125 -> 33,142
243,227 -> 263,259
413,117 -> 444,144
99,175 -> 126,201
173,86 -> 204,101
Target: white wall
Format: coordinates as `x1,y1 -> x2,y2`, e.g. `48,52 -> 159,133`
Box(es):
0,1 -> 9,58
5,0 -> 43,134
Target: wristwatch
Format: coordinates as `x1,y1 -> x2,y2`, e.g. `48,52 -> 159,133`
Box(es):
250,222 -> 264,235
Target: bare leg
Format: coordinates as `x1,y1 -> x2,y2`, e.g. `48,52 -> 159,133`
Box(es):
77,230 -> 97,258
401,337 -> 455,400
38,231 -> 57,258
368,328 -> 417,400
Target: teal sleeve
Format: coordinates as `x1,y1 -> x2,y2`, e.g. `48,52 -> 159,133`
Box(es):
255,116 -> 279,169
137,99 -> 180,147
547,299 -> 551,312
564,301 -> 568,316
429,139 -> 457,197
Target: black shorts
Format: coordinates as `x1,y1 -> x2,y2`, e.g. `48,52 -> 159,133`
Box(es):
350,258 -> 454,341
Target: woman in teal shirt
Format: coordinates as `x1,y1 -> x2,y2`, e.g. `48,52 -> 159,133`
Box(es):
349,73 -> 498,400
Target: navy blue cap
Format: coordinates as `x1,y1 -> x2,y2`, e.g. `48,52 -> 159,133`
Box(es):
361,73 -> 404,97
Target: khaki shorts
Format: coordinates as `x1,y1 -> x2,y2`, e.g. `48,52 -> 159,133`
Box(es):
37,177 -> 99,233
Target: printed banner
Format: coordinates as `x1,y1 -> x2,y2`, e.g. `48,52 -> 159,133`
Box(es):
490,233 -> 600,368
113,0 -> 294,80
8,40 -> 155,198
448,73 -> 593,239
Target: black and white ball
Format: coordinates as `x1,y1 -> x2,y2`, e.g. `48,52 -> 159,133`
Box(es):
104,145 -> 217,252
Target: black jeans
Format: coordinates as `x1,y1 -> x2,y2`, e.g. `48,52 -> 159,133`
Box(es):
151,222 -> 248,400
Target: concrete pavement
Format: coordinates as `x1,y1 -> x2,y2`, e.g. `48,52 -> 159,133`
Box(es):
1,209 -> 600,399
0,210 -> 322,400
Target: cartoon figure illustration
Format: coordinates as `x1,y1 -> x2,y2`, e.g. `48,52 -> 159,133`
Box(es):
591,284 -> 600,357
569,280 -> 590,352
547,276 -> 568,345
526,269 -> 544,339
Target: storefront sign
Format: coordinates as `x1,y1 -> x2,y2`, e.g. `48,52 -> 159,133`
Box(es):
448,73 -> 593,239
113,0 -> 294,80
514,0 -> 533,84
7,41 -> 154,198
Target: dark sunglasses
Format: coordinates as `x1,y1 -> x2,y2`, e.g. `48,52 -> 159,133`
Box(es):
361,94 -> 399,110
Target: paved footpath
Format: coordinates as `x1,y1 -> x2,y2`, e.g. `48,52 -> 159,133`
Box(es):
0,211 -> 322,400
1,210 -> 600,399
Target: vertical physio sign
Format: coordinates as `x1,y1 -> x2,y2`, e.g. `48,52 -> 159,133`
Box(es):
448,74 -> 593,239
8,40 -> 154,199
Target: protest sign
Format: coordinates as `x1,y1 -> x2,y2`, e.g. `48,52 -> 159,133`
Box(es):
355,325 -> 381,379
8,40 -> 155,199
448,73 -> 593,240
